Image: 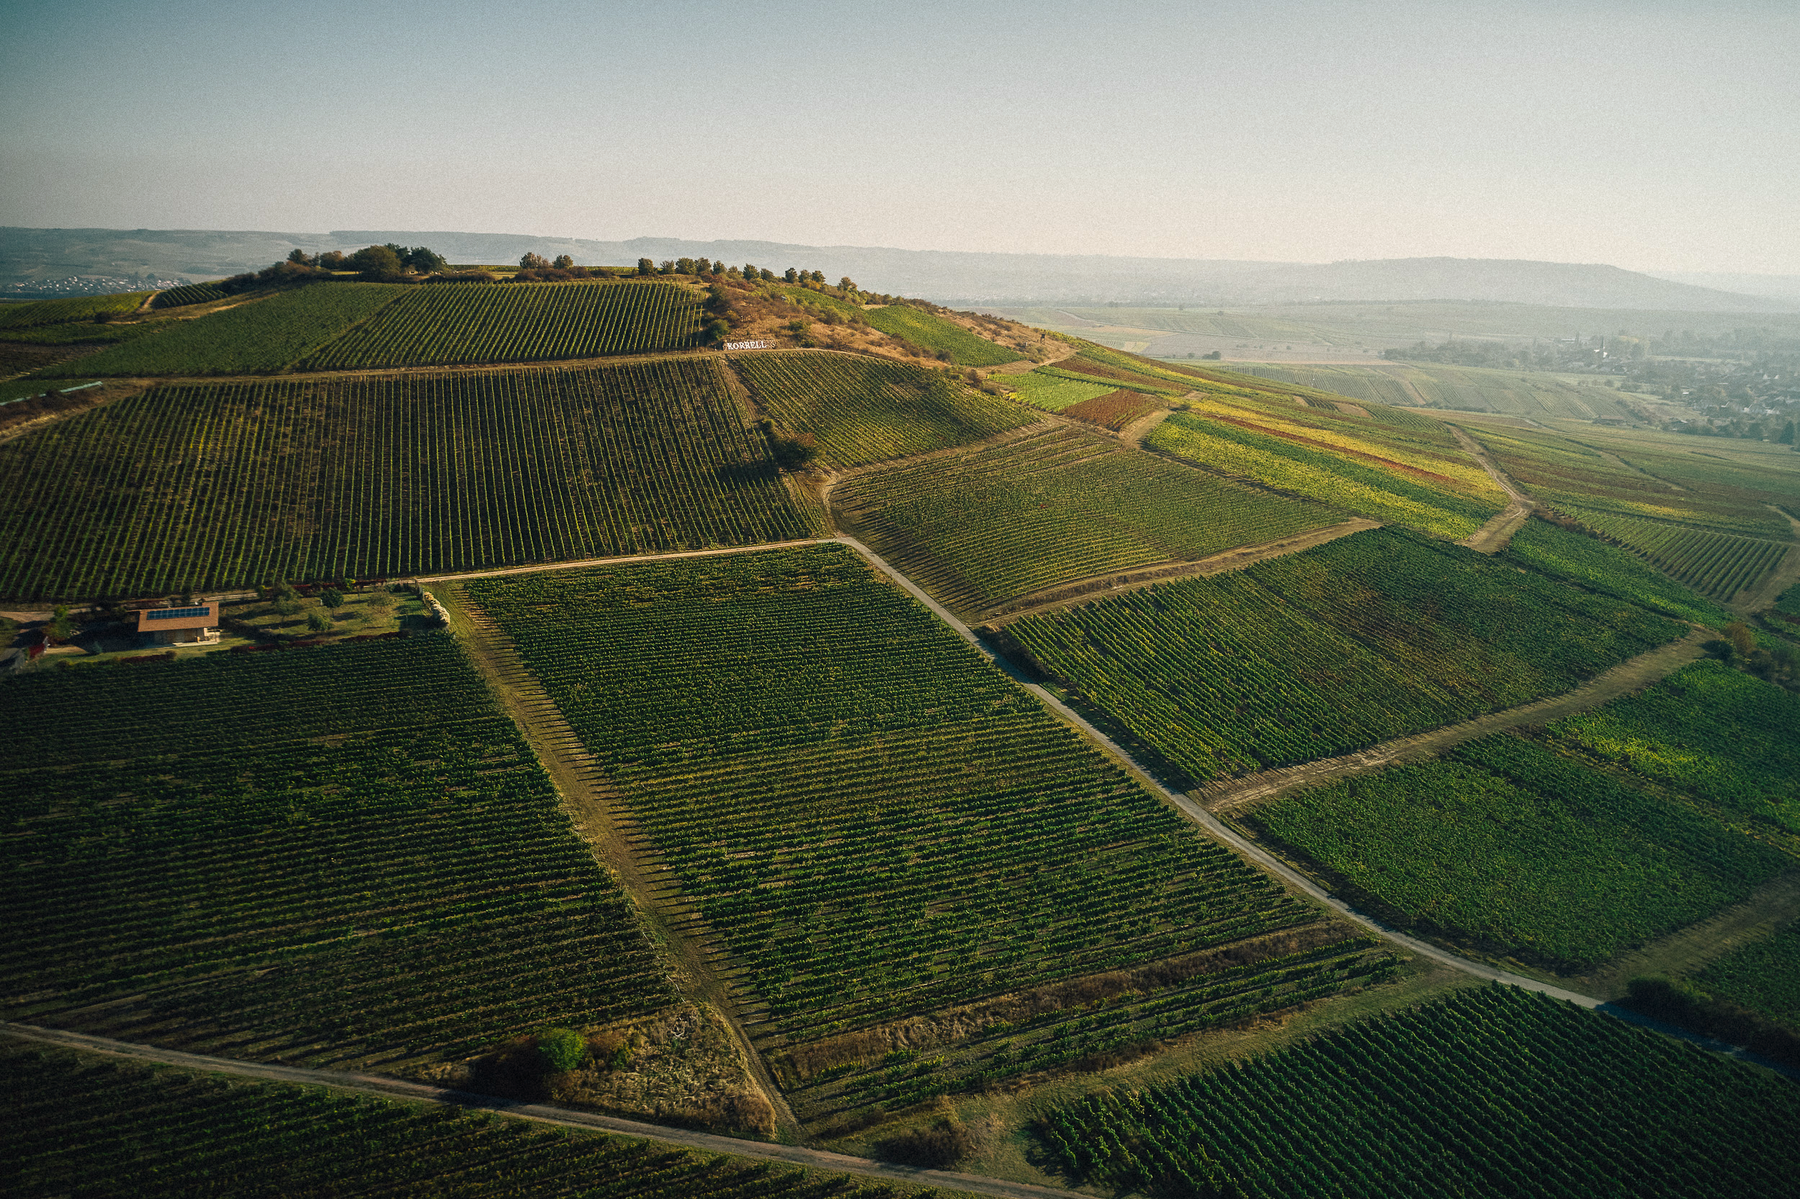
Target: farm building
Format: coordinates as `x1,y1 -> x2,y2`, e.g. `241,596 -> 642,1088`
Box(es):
134,602 -> 219,645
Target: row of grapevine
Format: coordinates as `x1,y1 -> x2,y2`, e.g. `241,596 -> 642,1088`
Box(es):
0,358 -> 812,599
1147,412 -> 1496,539
298,280 -> 702,368
1038,985 -> 1800,1199
1059,387 -> 1160,430
832,425 -> 1335,617
733,351 -> 1034,468
33,284 -> 406,377
0,636 -> 673,1065
1505,518 -> 1736,626
1246,730 -> 1790,968
0,290 -> 148,328
4,1043 -> 939,1199
461,546 -> 1362,1121
1006,528 -> 1682,783
857,304 -> 1022,365
149,281 -> 227,308
1557,504 -> 1792,600
1693,918 -> 1800,1031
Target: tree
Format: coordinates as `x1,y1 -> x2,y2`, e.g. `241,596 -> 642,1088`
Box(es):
404,246 -> 447,273
759,267 -> 775,281
676,257 -> 696,275
658,260 -> 675,274
306,611 -> 331,633
317,250 -> 348,270
743,263 -> 759,279
0,616 -> 17,644
287,249 -> 315,266
319,587 -> 344,609
552,254 -> 574,270
784,267 -> 799,283
47,605 -> 75,641
520,252 -> 551,270
839,276 -> 857,292
808,270 -> 825,283
695,257 -> 713,275
1781,421 -> 1795,446
536,1028 -> 586,1073
275,598 -> 302,618
1725,622 -> 1756,660
637,257 -> 655,276
349,244 -> 405,278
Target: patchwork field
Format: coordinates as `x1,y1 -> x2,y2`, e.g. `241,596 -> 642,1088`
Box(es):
735,351 -> 1033,468
859,304 -> 1022,366
0,358 -> 811,599
1226,360 -> 1647,421
3,1042 -> 948,1199
1039,985 -> 1800,1199
460,545 -> 1392,1127
1504,518 -> 1738,626
0,636 -> 672,1066
833,424 -> 1338,617
1005,528 -> 1680,783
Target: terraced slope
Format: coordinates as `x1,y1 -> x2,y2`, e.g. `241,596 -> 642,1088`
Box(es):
0,636 -> 672,1067
0,358 -> 810,599
735,351 -> 1034,468
1005,528 -> 1682,783
463,545 -> 1392,1127
833,424 -> 1336,617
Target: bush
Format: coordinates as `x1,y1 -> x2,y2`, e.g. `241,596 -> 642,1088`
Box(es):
536,1027 -> 586,1073
305,611 -> 331,633
873,1116 -> 975,1169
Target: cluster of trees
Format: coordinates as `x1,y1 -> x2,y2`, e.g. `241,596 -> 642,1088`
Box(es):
206,244 -> 452,296
513,253 -> 611,282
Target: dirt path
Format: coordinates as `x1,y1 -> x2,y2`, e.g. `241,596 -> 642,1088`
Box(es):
1589,445 -> 1686,492
979,518 -> 1379,625
1118,406 -> 1172,449
1198,626 -> 1712,816
432,583 -> 802,1140
1729,504 -> 1800,615
0,1023 -> 1057,1199
1448,423 -> 1537,553
414,538 -> 835,586
1569,869 -> 1800,1001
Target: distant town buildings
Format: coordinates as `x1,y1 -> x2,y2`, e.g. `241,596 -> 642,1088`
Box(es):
3,274 -> 189,298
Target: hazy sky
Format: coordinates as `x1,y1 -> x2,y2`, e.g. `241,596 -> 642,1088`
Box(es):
4,0 -> 1796,272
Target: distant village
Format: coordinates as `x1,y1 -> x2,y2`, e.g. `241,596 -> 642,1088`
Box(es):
3,274 -> 189,299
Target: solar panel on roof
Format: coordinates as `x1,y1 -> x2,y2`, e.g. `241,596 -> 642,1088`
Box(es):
148,607 -> 210,620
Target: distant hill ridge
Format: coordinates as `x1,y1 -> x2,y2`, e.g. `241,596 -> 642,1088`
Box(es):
2,225 -> 1790,312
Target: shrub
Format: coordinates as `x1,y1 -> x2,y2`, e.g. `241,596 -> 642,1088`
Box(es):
536,1027 -> 586,1073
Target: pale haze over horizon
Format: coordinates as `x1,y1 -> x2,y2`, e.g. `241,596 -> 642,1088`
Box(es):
4,0 -> 1796,275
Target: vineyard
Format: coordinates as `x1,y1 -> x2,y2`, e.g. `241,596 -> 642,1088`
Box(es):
149,280 -> 228,308
1693,919 -> 1800,1031
1549,660 -> 1800,836
297,280 -> 703,368
1244,731 -> 1790,968
1059,387 -> 1160,430
2,1043 -> 950,1199
460,546 -> 1383,1122
1147,412 -> 1497,540
734,351 -> 1033,468
1554,504 -> 1791,601
1228,360 -> 1646,422
1001,369 -> 1116,411
32,283 -> 404,377
0,358 -> 812,599
1006,528 -> 1681,783
1505,517 -> 1736,626
0,636 -> 673,1066
832,425 -> 1336,617
0,290 -> 148,328
1037,985 -> 1800,1199
1041,360 -> 1186,396
859,304 -> 1022,366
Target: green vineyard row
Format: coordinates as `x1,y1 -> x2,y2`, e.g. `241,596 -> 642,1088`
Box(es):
0,359 -> 811,599
1559,504 -> 1791,601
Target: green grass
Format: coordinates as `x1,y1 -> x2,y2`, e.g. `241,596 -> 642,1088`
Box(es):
0,359 -> 811,600
1549,660 -> 1800,836
860,304 -> 1021,365
32,284 -> 405,377
833,424 -> 1337,617
1007,528 -> 1682,784
1244,732 -> 1789,969
1038,984 -> 1800,1199
0,291 -> 148,329
0,636 -> 672,1065
1504,518 -> 1734,625
462,545 -> 1378,1122
1001,368 -> 1116,411
734,351 -> 1034,468
297,280 -> 702,368
1693,919 -> 1800,1031
2,1042 -> 949,1199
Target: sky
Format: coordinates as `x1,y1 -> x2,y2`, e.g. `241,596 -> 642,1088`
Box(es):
4,0 -> 1797,273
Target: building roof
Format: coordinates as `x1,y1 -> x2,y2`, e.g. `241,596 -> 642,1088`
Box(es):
134,603 -> 217,632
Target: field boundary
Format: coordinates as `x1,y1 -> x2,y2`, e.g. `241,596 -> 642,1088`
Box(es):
977,517 -> 1379,625
1195,625 -> 1711,815
0,1023 -> 1068,1199
1447,423 -> 1538,553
